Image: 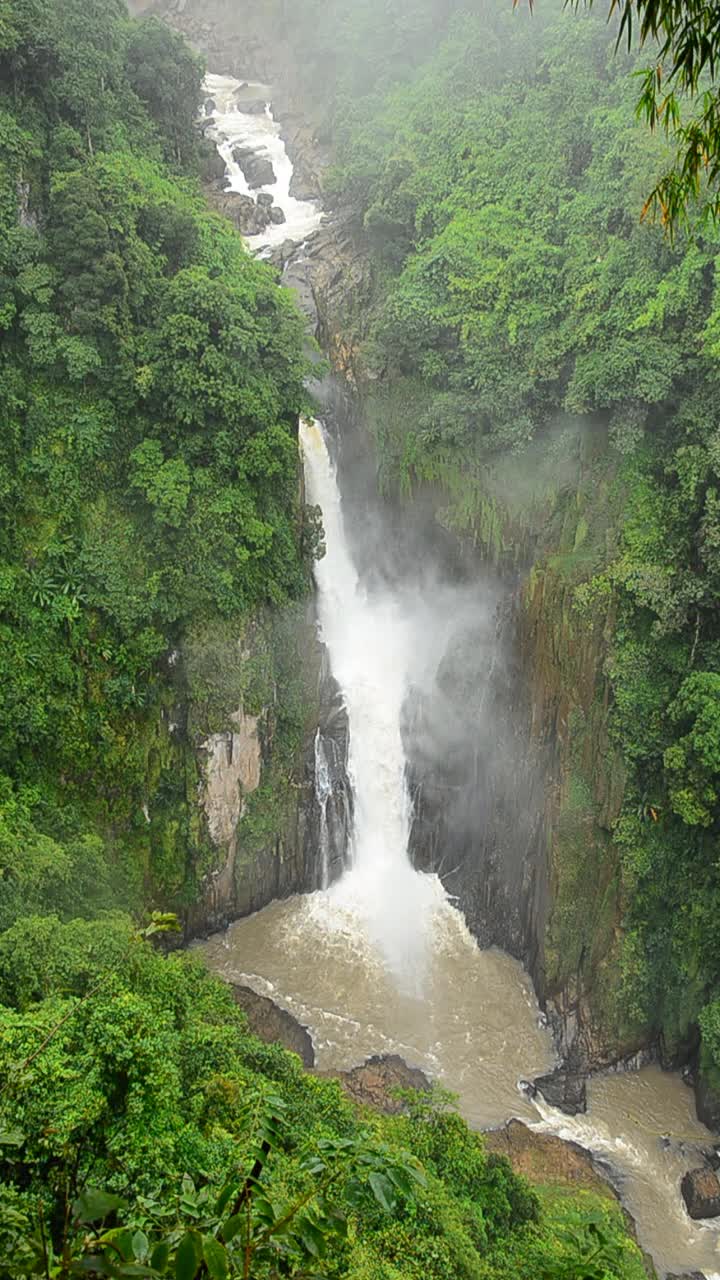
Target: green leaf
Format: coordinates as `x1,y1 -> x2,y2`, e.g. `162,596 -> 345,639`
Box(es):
132,1232 -> 149,1264
368,1172 -> 395,1212
0,1126 -> 24,1147
297,1220 -> 325,1258
202,1236 -> 228,1280
150,1241 -> 170,1273
221,1214 -> 243,1244
73,1189 -> 128,1223
215,1180 -> 235,1216
174,1231 -> 202,1280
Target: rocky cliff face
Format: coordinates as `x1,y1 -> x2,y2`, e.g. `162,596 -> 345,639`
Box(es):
181,604 -> 352,938
404,442 -> 652,1075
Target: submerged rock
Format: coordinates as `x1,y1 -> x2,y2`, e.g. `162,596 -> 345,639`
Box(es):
681,1166 -> 720,1219
231,984 -> 314,1067
531,1065 -> 587,1115
235,96 -> 267,115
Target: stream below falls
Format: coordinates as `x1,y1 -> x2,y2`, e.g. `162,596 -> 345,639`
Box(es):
199,75 -> 720,1280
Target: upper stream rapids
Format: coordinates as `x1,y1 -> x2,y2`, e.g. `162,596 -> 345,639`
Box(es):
198,73 -> 720,1280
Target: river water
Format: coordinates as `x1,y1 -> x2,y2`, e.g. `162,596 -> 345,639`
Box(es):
198,77 -> 720,1280
203,73 -> 323,250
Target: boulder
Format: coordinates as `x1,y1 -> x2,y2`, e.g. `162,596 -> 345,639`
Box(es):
197,136 -> 227,185
256,191 -> 274,208
231,984 -> 314,1068
204,97 -> 216,115
695,1071 -> 720,1131
212,191 -> 270,236
681,1166 -> 720,1219
231,146 -> 276,189
332,1054 -> 431,1114
531,1066 -> 587,1115
269,205 -> 286,225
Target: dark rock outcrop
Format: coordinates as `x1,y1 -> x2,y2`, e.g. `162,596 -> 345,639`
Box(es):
331,1055 -> 430,1114
231,984 -> 314,1067
531,1065 -> 587,1115
681,1166 -> 720,1219
695,1072 -> 720,1132
197,135 -> 227,183
231,145 -> 275,188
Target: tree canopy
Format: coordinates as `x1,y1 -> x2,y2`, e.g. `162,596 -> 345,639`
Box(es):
0,0 -> 314,924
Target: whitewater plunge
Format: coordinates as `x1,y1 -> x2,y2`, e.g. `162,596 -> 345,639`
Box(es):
298,419 -> 450,987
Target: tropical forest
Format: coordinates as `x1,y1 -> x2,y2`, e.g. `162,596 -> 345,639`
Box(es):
2,0 -> 720,1277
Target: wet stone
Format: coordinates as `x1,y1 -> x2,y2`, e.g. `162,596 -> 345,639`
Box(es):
531,1066 -> 587,1115
681,1166 -> 720,1219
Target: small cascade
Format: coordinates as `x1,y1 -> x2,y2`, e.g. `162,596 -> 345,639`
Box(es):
202,72 -> 323,253
314,729 -> 332,889
311,727 -> 352,889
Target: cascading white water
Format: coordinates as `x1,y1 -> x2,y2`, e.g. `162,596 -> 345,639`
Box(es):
299,419 -> 449,988
313,728 -> 333,890
203,73 -> 323,251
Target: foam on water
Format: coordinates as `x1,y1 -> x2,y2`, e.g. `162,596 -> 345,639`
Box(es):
203,73 -> 323,251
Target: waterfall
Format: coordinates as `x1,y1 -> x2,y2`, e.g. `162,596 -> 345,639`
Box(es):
299,419 -> 447,990
313,728 -> 333,890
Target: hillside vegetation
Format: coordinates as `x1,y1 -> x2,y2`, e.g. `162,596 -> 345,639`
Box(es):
0,0 -> 313,926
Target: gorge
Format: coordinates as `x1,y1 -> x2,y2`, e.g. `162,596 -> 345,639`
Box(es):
3,1 -> 720,1277
188,61 -> 718,1275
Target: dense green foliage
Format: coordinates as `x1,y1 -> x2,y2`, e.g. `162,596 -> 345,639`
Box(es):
0,0 -> 313,923
583,0 -> 720,228
272,0 -> 720,1081
0,917 -> 646,1278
